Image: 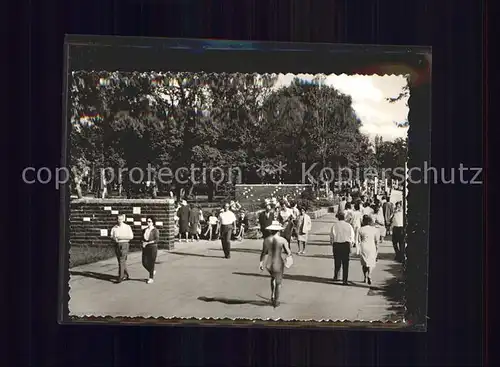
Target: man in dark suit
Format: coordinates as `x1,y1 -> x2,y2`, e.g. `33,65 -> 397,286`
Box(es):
259,203 -> 275,239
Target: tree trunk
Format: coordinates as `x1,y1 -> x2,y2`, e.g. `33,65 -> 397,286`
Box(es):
207,181 -> 215,202
322,157 -> 329,196
75,181 -> 83,199
188,185 -> 195,199
174,186 -> 182,201
89,165 -> 94,196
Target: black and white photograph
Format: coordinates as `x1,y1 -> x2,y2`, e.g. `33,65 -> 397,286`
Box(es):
65,66 -> 419,324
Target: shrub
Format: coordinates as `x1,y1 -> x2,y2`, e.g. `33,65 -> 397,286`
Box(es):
245,227 -> 262,239
295,198 -> 314,211
245,212 -> 258,227
301,187 -> 315,201
314,198 -> 335,208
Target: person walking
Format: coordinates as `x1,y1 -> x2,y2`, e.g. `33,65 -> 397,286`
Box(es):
235,210 -> 248,241
357,215 -> 380,284
382,197 -> 395,235
290,201 -> 300,242
295,207 -> 312,254
350,202 -> 363,247
259,202 -> 275,239
390,201 -> 405,263
259,221 -> 293,308
188,204 -> 201,241
330,212 -> 355,285
338,196 -> 347,214
372,204 -> 387,242
344,202 -> 354,224
177,200 -> 190,242
277,200 -> 294,245
218,203 -> 237,259
110,214 -> 134,283
363,200 -> 374,216
141,216 -> 159,284
204,211 -> 219,240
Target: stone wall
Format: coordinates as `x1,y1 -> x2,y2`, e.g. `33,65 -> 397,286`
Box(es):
70,198 -> 176,250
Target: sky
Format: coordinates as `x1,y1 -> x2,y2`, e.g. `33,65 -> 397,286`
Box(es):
273,73 -> 409,142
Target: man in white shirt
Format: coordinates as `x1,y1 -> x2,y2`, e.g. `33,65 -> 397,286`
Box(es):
330,212 -> 355,285
218,203 -> 237,259
110,214 -> 134,283
391,201 -> 405,263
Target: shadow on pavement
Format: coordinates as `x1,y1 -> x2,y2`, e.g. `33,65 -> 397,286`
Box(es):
233,271 -> 376,289
197,296 -> 270,307
304,241 -> 332,247
220,248 -> 261,255
169,251 -> 223,259
69,271 -> 144,283
301,254 -> 333,259
375,263 -> 405,320
70,271 -> 116,282
376,252 -> 399,261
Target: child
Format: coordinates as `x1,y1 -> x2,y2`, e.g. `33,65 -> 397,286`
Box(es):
204,211 -> 219,240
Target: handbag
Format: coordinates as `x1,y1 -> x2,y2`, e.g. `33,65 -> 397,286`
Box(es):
350,243 -> 358,256
284,255 -> 294,269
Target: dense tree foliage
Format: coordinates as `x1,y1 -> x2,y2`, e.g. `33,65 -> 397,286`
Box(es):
69,71 -> 407,199
374,136 -> 408,180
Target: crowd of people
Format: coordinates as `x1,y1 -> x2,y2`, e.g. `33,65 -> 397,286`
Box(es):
257,192 -> 404,306
107,190 -> 405,308
173,199 -> 248,243
330,193 -> 405,288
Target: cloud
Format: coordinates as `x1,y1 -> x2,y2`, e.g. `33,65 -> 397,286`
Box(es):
325,74 -> 383,102
274,73 -> 409,141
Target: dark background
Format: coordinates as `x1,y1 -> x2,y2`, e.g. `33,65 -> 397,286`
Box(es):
11,0 -> 486,365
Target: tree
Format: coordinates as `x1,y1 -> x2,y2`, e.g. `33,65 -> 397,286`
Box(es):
202,73 -> 277,192
260,77 -> 374,191
69,71 -> 382,201
375,137 -> 408,180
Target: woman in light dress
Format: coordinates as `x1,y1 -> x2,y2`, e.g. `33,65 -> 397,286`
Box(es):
277,200 -> 294,246
349,202 -> 363,247
372,204 -> 387,242
357,215 -> 380,285
295,206 -> 312,254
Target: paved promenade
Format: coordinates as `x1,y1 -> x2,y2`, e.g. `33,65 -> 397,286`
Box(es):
69,214 -> 404,321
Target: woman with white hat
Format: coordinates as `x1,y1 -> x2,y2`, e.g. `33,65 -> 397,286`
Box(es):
259,220 -> 292,308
